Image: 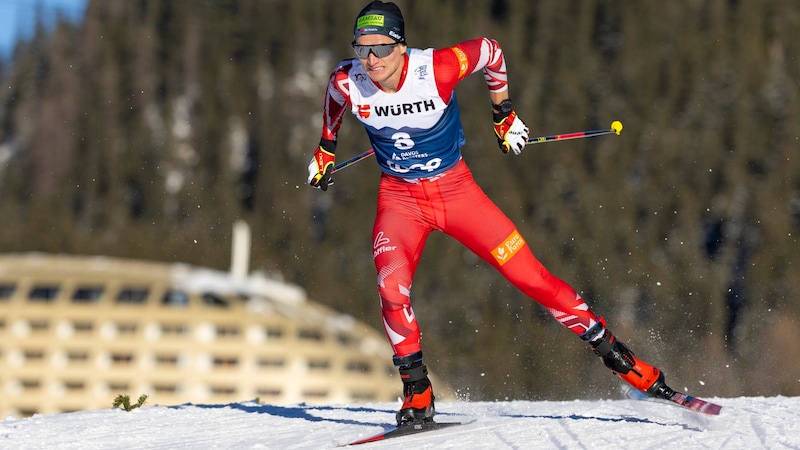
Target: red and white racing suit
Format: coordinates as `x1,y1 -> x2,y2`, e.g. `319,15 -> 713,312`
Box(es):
320,38 -> 600,358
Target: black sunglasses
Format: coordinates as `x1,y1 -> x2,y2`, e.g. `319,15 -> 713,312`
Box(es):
351,42 -> 400,59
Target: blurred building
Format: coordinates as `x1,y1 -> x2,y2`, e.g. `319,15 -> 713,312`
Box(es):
0,247 -> 406,418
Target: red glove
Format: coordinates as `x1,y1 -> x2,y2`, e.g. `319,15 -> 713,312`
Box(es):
307,141 -> 336,191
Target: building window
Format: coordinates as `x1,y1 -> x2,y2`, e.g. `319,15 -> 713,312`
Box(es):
212,356 -> 239,368
29,319 -> 50,333
107,382 -> 130,391
110,353 -> 134,365
64,381 -> 85,391
162,290 -> 189,307
0,283 -> 15,300
155,354 -> 179,367
153,384 -> 178,394
28,285 -> 59,302
23,349 -> 45,361
161,323 -> 188,336
298,329 -> 324,341
116,288 -> 149,304
73,321 -> 94,334
337,333 -> 355,346
346,361 -> 372,373
216,326 -> 240,339
21,379 -> 41,391
266,327 -> 284,339
117,323 -> 138,335
257,357 -> 286,368
308,359 -> 331,371
210,385 -> 237,395
302,389 -> 328,399
256,387 -> 282,398
72,286 -> 104,303
67,351 -> 90,363
202,293 -> 228,308
350,391 -> 377,401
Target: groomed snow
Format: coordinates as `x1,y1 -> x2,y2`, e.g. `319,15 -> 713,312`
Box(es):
1,396 -> 797,449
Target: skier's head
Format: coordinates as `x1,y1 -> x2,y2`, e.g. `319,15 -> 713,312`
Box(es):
353,1 -> 405,44
351,1 -> 407,87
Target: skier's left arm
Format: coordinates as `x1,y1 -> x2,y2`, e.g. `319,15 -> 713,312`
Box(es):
433,38 -> 529,154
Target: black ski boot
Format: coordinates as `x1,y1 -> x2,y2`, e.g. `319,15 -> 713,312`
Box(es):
393,351 -> 435,425
581,322 -> 674,400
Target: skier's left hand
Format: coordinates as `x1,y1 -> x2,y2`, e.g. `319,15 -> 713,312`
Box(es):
492,99 -> 529,155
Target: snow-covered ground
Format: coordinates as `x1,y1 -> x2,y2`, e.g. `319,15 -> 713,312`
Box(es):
1,396 -> 797,449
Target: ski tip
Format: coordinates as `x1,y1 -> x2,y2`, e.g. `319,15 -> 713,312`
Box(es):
623,383 -> 723,416
687,397 -> 723,415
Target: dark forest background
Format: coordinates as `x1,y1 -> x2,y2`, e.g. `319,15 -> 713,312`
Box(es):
1,0 -> 799,402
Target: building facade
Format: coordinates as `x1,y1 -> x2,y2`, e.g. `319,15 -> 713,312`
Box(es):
0,253 -> 404,418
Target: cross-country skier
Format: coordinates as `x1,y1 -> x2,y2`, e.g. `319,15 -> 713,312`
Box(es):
307,0 -> 673,425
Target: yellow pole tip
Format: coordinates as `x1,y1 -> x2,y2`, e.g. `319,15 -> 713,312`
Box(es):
611,120 -> 623,135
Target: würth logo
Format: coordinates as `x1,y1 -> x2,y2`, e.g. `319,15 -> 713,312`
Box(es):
375,100 -> 436,117
357,104 -> 371,118
491,229 -> 525,266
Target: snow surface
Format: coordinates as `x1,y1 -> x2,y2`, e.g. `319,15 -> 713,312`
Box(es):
1,396 -> 797,449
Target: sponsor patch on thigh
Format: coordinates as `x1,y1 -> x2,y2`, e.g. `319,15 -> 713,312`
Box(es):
491,229 -> 526,266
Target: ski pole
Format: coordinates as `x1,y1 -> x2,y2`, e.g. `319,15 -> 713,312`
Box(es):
527,120 -> 623,144
332,148 -> 375,173
332,120 -> 623,173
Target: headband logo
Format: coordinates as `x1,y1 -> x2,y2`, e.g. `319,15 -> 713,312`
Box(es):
356,14 -> 385,28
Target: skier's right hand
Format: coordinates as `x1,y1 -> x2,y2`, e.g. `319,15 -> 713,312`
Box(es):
307,141 -> 336,191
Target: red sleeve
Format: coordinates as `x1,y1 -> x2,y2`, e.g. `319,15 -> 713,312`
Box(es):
320,61 -> 354,147
433,38 -> 509,102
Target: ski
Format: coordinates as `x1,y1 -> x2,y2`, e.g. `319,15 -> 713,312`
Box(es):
623,384 -> 722,415
337,420 -> 470,447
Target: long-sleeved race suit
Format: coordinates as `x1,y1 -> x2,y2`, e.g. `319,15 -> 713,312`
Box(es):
320,38 -> 600,358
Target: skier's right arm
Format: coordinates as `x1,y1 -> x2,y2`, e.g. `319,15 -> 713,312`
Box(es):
307,64 -> 351,190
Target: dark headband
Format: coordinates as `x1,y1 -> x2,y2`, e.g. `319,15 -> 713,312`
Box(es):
353,10 -> 405,43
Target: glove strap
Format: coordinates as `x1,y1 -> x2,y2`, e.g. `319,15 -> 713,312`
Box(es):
492,99 -> 513,120
319,138 -> 337,155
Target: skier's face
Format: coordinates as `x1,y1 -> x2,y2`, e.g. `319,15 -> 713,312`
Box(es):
354,34 -> 406,92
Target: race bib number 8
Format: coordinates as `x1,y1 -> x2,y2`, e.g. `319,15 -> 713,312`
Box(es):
392,132 -> 414,150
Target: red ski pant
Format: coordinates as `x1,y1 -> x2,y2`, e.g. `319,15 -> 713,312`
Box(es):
373,160 -> 600,358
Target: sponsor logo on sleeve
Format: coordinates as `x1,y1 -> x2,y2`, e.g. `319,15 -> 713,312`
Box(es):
452,47 -> 470,78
